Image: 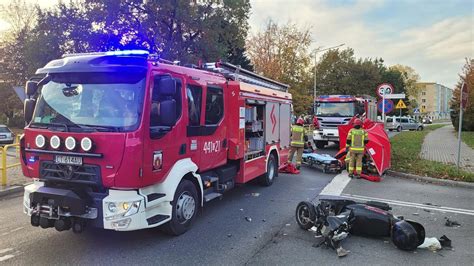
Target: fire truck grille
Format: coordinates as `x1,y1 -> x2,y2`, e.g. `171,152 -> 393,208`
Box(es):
40,161 -> 102,187
321,121 -> 346,128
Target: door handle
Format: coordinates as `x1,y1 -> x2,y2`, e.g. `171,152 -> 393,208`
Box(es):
222,139 -> 227,148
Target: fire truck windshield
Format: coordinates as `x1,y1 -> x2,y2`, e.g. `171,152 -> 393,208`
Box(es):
31,73 -> 145,132
315,102 -> 355,117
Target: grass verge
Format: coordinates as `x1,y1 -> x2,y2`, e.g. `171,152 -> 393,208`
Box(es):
391,125 -> 474,182
461,131 -> 474,150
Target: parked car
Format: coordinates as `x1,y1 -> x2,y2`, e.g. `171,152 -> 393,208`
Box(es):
386,117 -> 424,132
0,125 -> 14,145
422,117 -> 433,124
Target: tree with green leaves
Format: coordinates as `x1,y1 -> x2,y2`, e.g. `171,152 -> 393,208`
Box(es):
246,20 -> 313,115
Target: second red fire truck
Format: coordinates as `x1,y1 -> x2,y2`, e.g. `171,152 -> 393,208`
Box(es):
20,50 -> 292,235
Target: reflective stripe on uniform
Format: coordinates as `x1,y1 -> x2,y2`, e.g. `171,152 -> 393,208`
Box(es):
291,125 -> 305,147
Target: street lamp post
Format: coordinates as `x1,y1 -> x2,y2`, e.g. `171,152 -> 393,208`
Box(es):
312,43 -> 345,114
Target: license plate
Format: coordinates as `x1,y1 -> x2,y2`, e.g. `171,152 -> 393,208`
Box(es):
54,155 -> 82,166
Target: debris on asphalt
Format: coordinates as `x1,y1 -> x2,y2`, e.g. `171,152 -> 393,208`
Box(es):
423,202 -> 440,207
418,237 -> 442,251
285,223 -> 291,227
423,209 -> 431,213
438,235 -> 452,249
245,216 -> 252,222
239,208 -> 244,212
251,192 -> 260,197
262,219 -> 266,222
227,234 -> 232,238
445,218 -> 461,227
412,212 -> 419,216
336,247 -> 350,257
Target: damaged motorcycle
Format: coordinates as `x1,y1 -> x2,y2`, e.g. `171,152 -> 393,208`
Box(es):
295,197 -> 425,257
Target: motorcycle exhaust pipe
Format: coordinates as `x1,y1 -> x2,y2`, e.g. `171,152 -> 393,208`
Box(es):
54,218 -> 72,232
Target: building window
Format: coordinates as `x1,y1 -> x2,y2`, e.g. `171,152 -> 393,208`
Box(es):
422,91 -> 426,96
422,99 -> 426,103
422,105 -> 426,109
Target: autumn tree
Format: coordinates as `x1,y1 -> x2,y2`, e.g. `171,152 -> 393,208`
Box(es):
246,20 -> 313,115
451,58 -> 474,131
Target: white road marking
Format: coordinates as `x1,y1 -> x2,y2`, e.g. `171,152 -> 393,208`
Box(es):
342,194 -> 474,216
319,172 -> 351,196
0,254 -> 15,262
9,227 -> 24,233
0,248 -> 13,254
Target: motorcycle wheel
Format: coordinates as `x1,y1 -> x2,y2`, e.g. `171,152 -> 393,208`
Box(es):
295,201 -> 316,230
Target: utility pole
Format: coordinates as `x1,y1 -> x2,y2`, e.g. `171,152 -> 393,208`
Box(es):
312,43 -> 345,114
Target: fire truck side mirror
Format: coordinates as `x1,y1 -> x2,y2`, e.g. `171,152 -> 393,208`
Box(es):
24,98 -> 36,124
25,81 -> 38,96
157,76 -> 176,96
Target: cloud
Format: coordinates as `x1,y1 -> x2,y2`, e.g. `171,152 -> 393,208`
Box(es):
249,0 -> 473,88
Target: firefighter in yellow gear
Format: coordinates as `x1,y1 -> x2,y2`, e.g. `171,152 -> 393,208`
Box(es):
288,118 -> 306,169
346,118 -> 368,178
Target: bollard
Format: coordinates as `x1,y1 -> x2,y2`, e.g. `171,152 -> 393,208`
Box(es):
1,146 -> 6,186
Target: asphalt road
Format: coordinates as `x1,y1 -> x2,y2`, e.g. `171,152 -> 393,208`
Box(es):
0,155 -> 338,265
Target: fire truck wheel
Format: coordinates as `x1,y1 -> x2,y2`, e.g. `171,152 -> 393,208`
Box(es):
162,179 -> 198,236
259,154 -> 277,186
315,141 -> 326,149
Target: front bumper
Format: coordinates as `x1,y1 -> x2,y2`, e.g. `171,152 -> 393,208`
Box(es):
23,181 -> 170,231
313,129 -> 340,141
0,137 -> 14,144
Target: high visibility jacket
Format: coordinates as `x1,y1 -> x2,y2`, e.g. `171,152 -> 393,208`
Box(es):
290,125 -> 305,147
347,128 -> 368,153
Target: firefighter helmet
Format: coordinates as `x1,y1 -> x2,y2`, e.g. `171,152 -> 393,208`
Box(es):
296,118 -> 304,125
354,118 -> 363,127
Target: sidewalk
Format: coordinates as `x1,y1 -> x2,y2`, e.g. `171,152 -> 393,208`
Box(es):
421,125 -> 474,173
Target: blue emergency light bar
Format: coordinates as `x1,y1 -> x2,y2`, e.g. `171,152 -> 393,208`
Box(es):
62,50 -> 150,58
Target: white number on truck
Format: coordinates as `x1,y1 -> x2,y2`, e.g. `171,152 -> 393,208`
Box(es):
203,141 -> 221,154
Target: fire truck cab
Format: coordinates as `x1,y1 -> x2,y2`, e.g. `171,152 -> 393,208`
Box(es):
21,50 -> 292,235
313,95 -> 376,149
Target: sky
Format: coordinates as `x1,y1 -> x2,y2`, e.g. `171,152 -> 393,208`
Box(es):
0,0 -> 472,88
249,0 -> 473,88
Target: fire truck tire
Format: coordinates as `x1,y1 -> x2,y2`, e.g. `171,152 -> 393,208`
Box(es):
315,141 -> 326,149
162,179 -> 198,236
259,154 -> 277,186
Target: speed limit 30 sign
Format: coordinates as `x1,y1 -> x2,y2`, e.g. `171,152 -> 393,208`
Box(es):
376,83 -> 394,97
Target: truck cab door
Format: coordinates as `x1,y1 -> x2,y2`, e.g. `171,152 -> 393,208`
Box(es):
186,84 -> 227,172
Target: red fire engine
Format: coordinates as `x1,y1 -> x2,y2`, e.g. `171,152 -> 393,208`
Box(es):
20,50 -> 292,235
312,95 -> 377,148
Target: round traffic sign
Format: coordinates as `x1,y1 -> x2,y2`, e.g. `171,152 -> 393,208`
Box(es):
377,99 -> 394,114
376,83 -> 394,97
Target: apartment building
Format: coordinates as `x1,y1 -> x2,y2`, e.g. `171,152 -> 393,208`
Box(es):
413,82 -> 453,119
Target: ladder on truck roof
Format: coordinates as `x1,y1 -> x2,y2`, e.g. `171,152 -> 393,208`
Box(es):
203,61 -> 289,92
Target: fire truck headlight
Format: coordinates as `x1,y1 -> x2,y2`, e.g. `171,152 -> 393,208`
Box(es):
65,136 -> 76,151
105,200 -> 141,220
80,137 -> 93,152
35,135 -> 46,148
50,135 -> 61,149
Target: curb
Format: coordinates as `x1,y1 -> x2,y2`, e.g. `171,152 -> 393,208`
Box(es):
387,170 -> 474,189
0,185 -> 24,198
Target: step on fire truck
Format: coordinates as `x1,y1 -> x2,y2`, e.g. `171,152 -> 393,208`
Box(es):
21,50 -> 292,235
313,95 -> 377,149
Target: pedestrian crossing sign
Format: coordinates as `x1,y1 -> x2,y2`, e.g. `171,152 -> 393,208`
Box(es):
396,99 -> 407,109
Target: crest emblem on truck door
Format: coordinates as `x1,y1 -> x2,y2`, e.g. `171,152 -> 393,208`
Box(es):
153,151 -> 162,171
